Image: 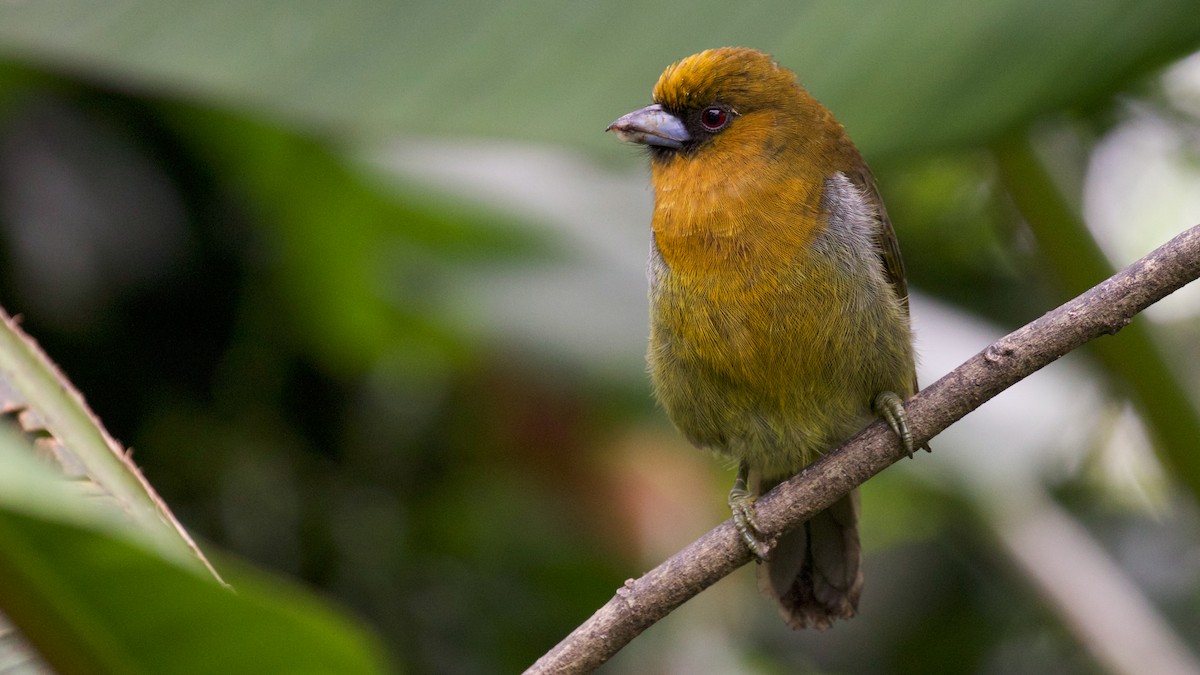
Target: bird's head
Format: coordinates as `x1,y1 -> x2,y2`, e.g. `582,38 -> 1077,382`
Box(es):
608,47 -> 837,164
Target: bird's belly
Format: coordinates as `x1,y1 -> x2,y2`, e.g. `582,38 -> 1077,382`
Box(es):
647,291 -> 883,480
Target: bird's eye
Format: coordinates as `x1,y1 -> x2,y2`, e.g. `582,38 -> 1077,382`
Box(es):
700,107 -> 730,131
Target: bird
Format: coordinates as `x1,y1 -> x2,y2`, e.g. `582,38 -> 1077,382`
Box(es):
607,47 -> 919,630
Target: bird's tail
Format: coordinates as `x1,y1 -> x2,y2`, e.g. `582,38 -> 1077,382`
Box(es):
757,488 -> 863,630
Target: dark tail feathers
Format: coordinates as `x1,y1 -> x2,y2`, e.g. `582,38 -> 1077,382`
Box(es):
757,489 -> 863,630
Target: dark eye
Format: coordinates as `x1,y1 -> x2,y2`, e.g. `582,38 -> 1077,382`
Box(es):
700,107 -> 729,131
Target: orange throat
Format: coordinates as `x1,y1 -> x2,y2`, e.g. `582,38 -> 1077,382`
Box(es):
649,153 -> 825,274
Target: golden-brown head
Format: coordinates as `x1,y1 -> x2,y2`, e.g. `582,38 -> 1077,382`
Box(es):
652,47 -> 799,118
608,47 -> 854,173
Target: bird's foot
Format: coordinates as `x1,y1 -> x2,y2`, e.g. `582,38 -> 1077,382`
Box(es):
729,465 -> 771,560
873,391 -> 925,458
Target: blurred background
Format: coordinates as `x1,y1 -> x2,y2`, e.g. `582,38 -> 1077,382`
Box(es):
1,1 -> 1200,673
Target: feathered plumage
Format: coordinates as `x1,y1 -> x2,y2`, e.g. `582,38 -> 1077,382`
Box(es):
611,47 -> 918,629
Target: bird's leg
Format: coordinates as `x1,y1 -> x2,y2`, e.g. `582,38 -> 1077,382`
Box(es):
873,391 -> 918,458
729,461 -> 771,560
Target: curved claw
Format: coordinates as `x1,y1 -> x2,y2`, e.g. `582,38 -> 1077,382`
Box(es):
729,491 -> 771,559
729,464 -> 771,560
873,391 -> 915,458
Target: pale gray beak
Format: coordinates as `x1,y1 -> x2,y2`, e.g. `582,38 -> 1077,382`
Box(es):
606,104 -> 690,149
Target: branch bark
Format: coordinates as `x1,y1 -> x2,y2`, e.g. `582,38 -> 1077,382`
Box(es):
527,222 -> 1200,674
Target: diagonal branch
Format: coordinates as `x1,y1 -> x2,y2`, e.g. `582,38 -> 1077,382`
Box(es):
527,222 -> 1200,675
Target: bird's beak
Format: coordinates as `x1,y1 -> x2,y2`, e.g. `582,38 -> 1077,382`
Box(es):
606,104 -> 690,149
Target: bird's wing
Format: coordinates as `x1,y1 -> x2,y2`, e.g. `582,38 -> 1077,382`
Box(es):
849,168 -> 909,313
849,167 -> 923,404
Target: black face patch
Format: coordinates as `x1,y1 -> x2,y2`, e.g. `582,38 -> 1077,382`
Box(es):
650,103 -> 738,160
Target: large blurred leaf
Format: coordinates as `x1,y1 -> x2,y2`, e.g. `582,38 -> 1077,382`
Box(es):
0,306 -> 219,577
0,432 -> 391,675
0,1 -> 1196,161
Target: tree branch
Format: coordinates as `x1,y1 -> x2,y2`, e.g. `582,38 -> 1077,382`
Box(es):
527,222 -> 1200,674
993,135 -> 1200,497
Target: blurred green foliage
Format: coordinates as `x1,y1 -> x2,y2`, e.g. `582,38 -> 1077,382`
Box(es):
0,428 -> 391,674
0,1 -> 1199,673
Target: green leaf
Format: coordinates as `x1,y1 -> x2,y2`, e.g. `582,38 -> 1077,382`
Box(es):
0,433 -> 392,675
0,0 -> 1195,161
0,307 -> 219,578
